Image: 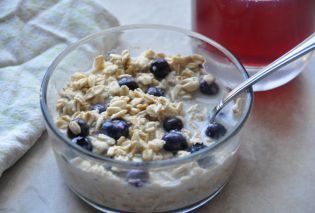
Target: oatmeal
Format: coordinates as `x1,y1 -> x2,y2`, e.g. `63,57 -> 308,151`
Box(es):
52,49 -> 245,212
55,49 -> 232,161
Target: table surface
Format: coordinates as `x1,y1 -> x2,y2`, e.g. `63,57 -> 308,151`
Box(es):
1,1 -> 315,212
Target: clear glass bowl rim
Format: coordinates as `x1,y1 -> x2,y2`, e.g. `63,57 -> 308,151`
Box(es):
40,24 -> 254,169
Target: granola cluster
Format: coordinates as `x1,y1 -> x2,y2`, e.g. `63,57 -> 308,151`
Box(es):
55,49 -> 219,161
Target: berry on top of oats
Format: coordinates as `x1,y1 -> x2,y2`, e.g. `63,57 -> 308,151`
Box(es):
100,119 -> 129,140
162,131 -> 188,152
150,58 -> 171,80
146,87 -> 165,97
67,118 -> 90,139
163,116 -> 183,132
118,76 -> 139,90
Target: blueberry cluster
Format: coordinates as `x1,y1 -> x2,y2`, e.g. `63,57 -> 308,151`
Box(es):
67,118 -> 130,152
160,117 -> 227,154
149,58 -> 221,96
65,57 -> 227,156
115,58 -> 170,96
160,116 -> 187,152
116,58 -> 220,97
147,59 -> 226,153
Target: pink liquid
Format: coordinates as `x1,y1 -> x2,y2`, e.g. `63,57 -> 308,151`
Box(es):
193,0 -> 315,66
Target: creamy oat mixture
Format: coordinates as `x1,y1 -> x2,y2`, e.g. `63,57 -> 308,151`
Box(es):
55,49 -> 236,162
53,49 -> 244,212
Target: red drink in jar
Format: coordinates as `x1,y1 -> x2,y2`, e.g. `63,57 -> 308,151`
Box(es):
193,0 -> 315,90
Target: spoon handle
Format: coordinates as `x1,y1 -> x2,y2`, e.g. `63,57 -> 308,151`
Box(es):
212,33 -> 315,120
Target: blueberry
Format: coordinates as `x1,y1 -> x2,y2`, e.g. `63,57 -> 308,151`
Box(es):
199,80 -> 219,95
126,169 -> 149,187
71,136 -> 93,152
162,131 -> 188,152
91,104 -> 107,113
118,76 -> 139,90
146,87 -> 165,97
163,117 -> 183,132
189,143 -> 207,153
67,118 -> 89,139
150,58 -> 171,80
205,122 -> 227,139
100,119 -> 129,140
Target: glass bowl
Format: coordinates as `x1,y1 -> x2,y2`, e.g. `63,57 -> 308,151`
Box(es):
40,24 -> 253,213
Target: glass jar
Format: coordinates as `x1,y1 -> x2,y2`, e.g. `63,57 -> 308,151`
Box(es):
193,0 -> 315,91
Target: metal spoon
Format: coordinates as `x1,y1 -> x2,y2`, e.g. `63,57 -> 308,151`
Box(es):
210,33 -> 315,122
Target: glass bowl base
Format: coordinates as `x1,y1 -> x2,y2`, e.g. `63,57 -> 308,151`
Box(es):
69,183 -> 226,213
